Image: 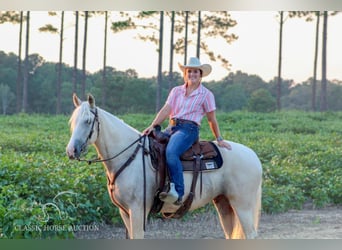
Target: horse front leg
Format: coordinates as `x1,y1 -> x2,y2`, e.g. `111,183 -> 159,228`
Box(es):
119,208 -> 131,239
118,207 -> 145,239
128,206 -> 146,239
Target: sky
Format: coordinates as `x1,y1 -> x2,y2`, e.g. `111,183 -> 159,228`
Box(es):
1,11 -> 342,84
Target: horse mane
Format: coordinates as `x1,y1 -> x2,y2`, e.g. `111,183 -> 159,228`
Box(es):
100,108 -> 141,134
69,101 -> 141,135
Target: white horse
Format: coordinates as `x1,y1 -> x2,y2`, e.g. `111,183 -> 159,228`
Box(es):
66,94 -> 262,239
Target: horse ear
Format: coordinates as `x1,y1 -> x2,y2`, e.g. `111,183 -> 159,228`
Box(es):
73,93 -> 82,107
87,94 -> 95,108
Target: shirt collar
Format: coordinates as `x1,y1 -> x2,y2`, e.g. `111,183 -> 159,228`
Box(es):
182,83 -> 204,96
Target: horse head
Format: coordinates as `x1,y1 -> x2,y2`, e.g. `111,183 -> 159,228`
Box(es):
66,93 -> 99,160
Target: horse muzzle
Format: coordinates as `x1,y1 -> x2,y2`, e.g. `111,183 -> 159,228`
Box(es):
66,139 -> 84,160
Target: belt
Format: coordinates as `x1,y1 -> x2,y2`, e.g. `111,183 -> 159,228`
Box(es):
170,118 -> 199,127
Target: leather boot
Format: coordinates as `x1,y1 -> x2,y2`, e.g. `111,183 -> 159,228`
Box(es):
159,182 -> 179,204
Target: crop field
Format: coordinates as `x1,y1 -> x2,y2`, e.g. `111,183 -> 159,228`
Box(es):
0,111 -> 341,238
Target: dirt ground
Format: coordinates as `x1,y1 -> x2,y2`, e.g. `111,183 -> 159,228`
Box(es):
75,204 -> 342,239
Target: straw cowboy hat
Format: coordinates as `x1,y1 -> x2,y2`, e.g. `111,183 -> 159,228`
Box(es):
178,57 -> 212,77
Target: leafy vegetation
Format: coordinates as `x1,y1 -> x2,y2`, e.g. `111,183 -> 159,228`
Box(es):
0,111 -> 341,238
0,115 -> 120,239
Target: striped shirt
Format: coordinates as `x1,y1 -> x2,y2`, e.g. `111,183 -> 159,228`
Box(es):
166,83 -> 216,125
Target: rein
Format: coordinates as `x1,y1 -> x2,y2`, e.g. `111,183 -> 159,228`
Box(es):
78,135 -> 144,165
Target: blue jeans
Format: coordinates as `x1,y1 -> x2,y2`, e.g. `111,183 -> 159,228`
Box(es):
165,123 -> 199,198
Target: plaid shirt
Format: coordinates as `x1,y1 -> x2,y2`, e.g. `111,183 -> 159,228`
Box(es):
166,83 -> 216,125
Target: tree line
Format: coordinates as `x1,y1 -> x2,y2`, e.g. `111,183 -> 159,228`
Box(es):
0,11 -> 238,114
278,11 -> 339,112
0,11 -> 341,115
0,50 -> 341,115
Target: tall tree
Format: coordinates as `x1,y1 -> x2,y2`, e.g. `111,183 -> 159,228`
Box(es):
57,11 -> 64,114
111,11 -> 237,72
156,11 -> 164,111
276,11 -> 284,111
102,11 -> 108,107
16,12 -> 23,113
111,11 -> 237,108
289,11 -> 338,111
312,12 -> 320,111
196,11 -> 201,58
168,11 -> 175,92
176,11 -> 237,70
320,11 -> 328,111
81,11 -> 89,99
111,11 -> 162,109
288,11 -> 321,111
22,11 -> 30,113
184,11 -> 189,64
73,11 -> 79,94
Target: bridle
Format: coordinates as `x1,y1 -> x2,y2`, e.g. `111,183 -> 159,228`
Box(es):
87,108 -> 100,143
77,107 -> 147,166
78,108 -> 100,157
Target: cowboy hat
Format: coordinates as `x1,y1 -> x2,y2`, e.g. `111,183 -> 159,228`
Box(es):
178,57 -> 212,77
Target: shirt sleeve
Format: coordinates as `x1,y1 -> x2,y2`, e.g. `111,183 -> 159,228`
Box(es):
203,90 -> 216,113
166,87 -> 176,106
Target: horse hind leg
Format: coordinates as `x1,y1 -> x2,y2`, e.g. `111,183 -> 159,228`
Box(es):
212,195 -> 236,239
213,195 -> 257,239
231,182 -> 262,239
229,197 -> 259,239
232,206 -> 257,239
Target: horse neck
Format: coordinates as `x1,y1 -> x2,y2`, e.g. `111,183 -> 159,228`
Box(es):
94,109 -> 141,172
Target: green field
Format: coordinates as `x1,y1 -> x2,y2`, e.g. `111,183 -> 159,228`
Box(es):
0,111 -> 341,238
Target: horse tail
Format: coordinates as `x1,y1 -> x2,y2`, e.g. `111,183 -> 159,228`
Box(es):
253,179 -> 262,231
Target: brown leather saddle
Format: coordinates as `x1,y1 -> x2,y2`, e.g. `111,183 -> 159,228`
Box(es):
148,128 -> 223,218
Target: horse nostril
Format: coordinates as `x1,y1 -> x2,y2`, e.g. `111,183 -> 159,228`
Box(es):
74,148 -> 80,159
66,139 -> 84,160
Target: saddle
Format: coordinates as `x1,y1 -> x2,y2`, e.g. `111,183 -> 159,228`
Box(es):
148,127 -> 223,218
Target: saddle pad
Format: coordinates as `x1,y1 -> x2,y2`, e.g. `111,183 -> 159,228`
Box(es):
181,141 -> 223,172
